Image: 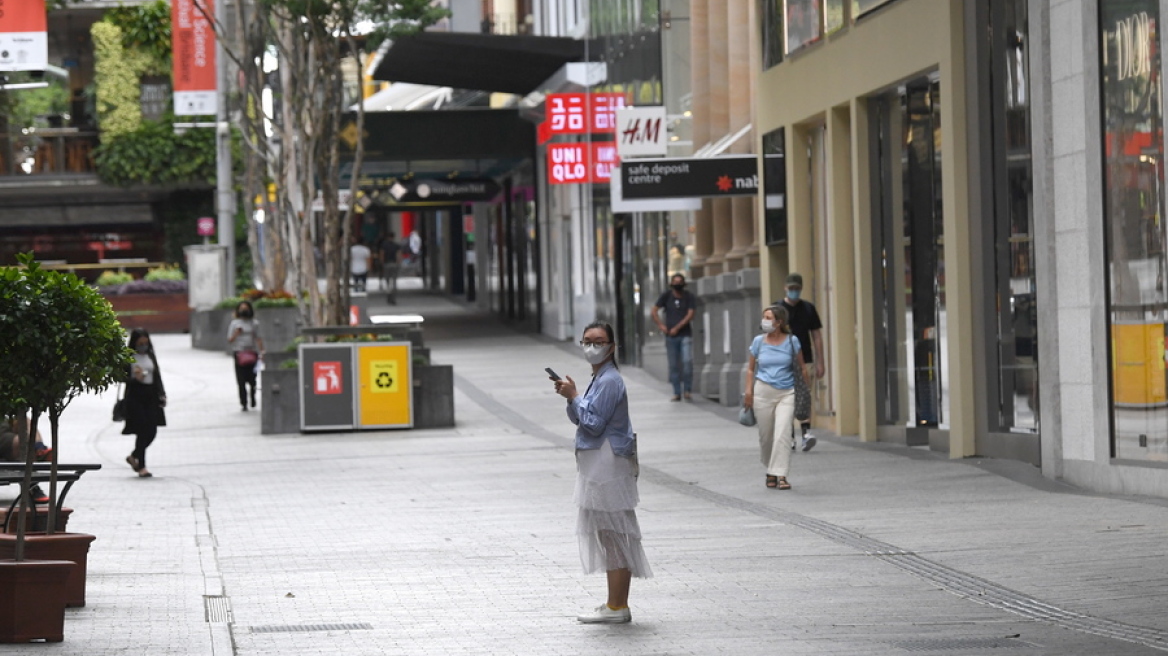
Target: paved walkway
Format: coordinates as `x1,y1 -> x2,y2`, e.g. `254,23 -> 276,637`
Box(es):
12,288 -> 1168,655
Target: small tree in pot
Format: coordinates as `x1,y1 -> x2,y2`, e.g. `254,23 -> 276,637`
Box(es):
0,254 -> 130,638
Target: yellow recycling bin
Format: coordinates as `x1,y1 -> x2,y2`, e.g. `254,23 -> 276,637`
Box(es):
355,342 -> 414,428
1112,321 -> 1167,407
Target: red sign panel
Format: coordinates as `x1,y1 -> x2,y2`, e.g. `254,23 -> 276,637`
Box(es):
172,0 -> 217,116
540,93 -> 628,144
196,217 -> 216,236
313,361 -> 343,395
0,0 -> 48,72
547,143 -> 590,185
591,142 -> 619,184
590,94 -> 626,133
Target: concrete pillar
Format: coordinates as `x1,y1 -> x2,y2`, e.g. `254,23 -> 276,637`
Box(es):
850,98 -> 878,442
940,0 -> 978,458
690,0 -> 713,278
726,0 -> 753,271
827,104 -> 858,436
706,0 -> 731,274
697,274 -> 727,400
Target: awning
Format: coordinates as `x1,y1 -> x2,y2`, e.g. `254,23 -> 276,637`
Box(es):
370,32 -> 587,95
355,83 -> 453,112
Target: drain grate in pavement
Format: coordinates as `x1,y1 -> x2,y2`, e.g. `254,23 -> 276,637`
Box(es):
248,623 -> 374,634
891,637 -> 1039,652
204,595 -> 232,623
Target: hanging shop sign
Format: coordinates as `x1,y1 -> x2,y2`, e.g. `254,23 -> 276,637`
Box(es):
358,177 -> 502,205
547,142 -> 618,185
615,106 -> 668,158
172,0 -> 217,116
0,0 -> 47,72
620,156 -> 760,199
539,92 -> 627,143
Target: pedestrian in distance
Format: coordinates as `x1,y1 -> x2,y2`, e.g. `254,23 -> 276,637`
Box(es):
227,300 -> 265,412
350,237 -> 372,293
552,321 -> 652,624
380,231 -> 402,303
743,306 -> 808,490
0,411 -> 53,503
651,273 -> 696,402
773,273 -> 825,451
122,328 -> 167,478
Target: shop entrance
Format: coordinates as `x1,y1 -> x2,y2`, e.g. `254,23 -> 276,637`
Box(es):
869,76 -> 949,442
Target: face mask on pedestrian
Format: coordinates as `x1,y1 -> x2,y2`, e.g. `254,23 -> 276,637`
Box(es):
671,282 -> 685,292
136,343 -> 150,354
582,343 -> 611,365
240,309 -> 253,319
760,319 -> 775,334
787,288 -> 801,301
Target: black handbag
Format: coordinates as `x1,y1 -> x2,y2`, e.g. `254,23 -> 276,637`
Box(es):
112,384 -> 126,422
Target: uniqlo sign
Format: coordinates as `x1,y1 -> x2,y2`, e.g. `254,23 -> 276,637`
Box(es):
543,93 -> 628,141
548,144 -> 589,185
591,142 -> 619,183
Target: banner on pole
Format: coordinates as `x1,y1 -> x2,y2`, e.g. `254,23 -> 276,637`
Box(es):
0,0 -> 48,72
172,0 -> 217,116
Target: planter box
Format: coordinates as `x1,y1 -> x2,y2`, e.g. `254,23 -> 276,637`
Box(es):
0,506 -> 72,534
0,533 -> 95,608
261,368 -> 300,435
0,559 -> 73,642
192,306 -> 301,354
106,293 -> 191,334
413,364 -> 455,429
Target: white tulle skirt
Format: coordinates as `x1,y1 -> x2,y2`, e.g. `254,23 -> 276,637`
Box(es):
574,440 -> 653,578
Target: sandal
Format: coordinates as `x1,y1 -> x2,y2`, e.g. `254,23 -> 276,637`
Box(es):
126,455 -> 141,472
765,475 -> 778,488
777,477 -> 791,490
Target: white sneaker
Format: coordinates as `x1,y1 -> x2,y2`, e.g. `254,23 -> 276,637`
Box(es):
577,603 -> 632,624
802,435 -> 818,452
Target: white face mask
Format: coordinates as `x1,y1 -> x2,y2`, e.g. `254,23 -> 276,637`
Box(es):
760,320 -> 775,334
582,343 -> 611,365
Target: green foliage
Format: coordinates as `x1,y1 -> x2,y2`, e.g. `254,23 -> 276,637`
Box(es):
104,0 -> 172,75
92,21 -> 153,136
360,0 -> 453,47
144,264 -> 186,281
96,270 -> 135,287
216,295 -> 297,310
4,83 -> 70,131
94,119 -> 219,186
0,253 -> 133,421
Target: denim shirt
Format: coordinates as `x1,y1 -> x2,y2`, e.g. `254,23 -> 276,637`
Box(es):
566,361 -> 636,456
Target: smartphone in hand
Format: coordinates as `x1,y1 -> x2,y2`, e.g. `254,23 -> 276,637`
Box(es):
545,367 -> 561,381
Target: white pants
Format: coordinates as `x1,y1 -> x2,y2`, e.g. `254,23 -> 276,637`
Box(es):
754,380 -> 796,477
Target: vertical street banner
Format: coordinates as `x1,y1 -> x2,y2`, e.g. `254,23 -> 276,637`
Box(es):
172,0 -> 217,116
0,0 -> 48,72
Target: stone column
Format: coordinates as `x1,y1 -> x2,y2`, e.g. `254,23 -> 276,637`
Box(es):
725,0 -> 753,271
690,0 -> 713,278
706,0 -> 731,274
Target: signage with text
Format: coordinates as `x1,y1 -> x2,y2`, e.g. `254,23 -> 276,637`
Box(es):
620,156 -> 762,199
172,0 -> 217,116
591,141 -> 618,183
0,0 -> 47,72
547,143 -> 590,184
616,106 -> 668,158
539,92 -> 627,143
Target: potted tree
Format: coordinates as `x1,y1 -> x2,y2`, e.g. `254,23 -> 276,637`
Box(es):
0,255 -> 130,638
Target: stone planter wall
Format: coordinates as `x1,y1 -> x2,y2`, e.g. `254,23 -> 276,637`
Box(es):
192,306 -> 301,354
106,293 -> 191,334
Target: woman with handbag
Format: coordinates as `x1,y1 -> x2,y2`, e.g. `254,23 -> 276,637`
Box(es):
227,300 -> 265,412
123,328 -> 166,478
743,305 -> 808,490
552,321 -> 652,624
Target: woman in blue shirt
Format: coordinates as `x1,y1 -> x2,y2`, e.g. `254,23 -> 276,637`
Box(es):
553,321 -> 651,624
743,306 -> 807,490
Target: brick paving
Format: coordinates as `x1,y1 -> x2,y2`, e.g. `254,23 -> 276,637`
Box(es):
13,289 -> 1168,655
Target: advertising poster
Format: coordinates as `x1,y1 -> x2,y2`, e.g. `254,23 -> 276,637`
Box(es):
172,0 -> 217,115
0,0 -> 48,72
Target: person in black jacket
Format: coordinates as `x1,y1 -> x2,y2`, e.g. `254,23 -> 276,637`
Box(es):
122,328 -> 166,478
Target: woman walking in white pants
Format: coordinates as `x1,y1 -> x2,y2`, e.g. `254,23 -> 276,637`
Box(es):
743,306 -> 807,490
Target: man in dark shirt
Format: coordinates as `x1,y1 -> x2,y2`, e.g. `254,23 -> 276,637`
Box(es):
774,273 -> 825,450
652,274 -> 697,401
380,231 -> 402,303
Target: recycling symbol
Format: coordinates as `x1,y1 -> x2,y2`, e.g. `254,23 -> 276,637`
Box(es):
376,371 -> 393,389
369,361 -> 399,394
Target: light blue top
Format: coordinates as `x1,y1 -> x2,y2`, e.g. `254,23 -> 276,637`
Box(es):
566,361 -> 636,457
750,334 -> 802,390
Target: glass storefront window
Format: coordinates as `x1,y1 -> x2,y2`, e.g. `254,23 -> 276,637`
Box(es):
1100,0 -> 1168,461
760,0 -> 784,69
762,127 -> 787,245
825,0 -> 845,34
785,0 -> 822,53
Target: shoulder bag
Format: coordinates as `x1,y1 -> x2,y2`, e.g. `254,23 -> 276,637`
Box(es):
112,384 -> 126,422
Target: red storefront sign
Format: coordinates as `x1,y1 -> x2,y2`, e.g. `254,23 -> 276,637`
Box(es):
591,142 -> 619,183
547,143 -> 590,185
539,92 -> 629,144
172,0 -> 217,116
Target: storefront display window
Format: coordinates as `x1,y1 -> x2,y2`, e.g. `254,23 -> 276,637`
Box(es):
760,0 -> 784,69
762,127 -> 787,245
785,0 -> 822,54
1100,0 -> 1168,461
825,0 -> 845,34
